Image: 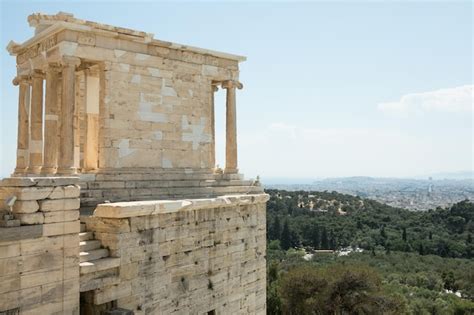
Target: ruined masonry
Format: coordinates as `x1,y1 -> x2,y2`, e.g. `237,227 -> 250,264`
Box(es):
0,12 -> 267,315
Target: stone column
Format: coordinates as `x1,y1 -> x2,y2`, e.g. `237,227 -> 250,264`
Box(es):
27,70 -> 44,174
83,69 -> 100,171
13,75 -> 31,175
57,57 -> 81,175
221,80 -> 243,173
41,64 -> 60,174
210,83 -> 219,169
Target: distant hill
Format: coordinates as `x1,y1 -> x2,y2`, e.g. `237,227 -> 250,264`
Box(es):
265,176 -> 473,211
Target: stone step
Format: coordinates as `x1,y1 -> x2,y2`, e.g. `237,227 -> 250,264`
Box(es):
79,231 -> 94,241
80,240 -> 101,252
80,275 -> 120,293
80,248 -> 109,263
80,223 -> 86,232
80,257 -> 121,275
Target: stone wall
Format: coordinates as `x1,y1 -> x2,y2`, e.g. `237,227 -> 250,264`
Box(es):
81,194 -> 268,314
0,177 -> 81,314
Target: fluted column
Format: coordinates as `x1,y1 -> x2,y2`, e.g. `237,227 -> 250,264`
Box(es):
27,70 -> 44,174
57,56 -> 81,175
13,75 -> 31,175
41,64 -> 61,174
221,80 -> 243,173
210,83 -> 219,169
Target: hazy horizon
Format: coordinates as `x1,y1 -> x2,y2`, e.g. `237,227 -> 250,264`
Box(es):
1,2 -> 472,179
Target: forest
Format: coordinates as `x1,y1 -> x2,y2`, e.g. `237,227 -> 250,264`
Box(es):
265,189 -> 474,314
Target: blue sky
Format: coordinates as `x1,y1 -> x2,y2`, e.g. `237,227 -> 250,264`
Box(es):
0,1 -> 472,180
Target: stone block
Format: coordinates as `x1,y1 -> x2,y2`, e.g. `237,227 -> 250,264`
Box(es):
20,268 -> 63,289
12,200 -> 39,214
83,217 -> 130,233
33,177 -> 79,187
0,256 -> 21,276
0,274 -> 20,294
0,177 -> 36,187
94,282 -> 132,305
39,198 -> 80,211
0,187 -> 53,201
80,257 -> 121,275
0,244 -> 20,259
43,210 -> 80,223
19,286 -> 41,308
48,185 -> 80,199
0,225 -> 42,242
42,220 -> 80,237
16,212 -> 44,225
0,290 -> 19,312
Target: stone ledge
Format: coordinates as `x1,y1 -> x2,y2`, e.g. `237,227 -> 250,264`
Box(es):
1,176 -> 79,187
0,224 -> 42,242
93,194 -> 269,218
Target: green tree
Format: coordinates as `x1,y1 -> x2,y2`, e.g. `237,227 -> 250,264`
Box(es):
279,264 -> 405,315
281,220 -> 292,250
321,227 -> 329,250
418,243 -> 424,255
279,266 -> 329,315
268,216 -> 281,241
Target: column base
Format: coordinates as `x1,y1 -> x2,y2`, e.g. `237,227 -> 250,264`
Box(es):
56,167 -> 78,175
224,168 -> 239,174
26,166 -> 42,175
40,167 -> 57,175
13,167 -> 28,176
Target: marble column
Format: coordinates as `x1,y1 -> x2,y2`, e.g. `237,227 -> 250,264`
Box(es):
83,69 -> 100,171
57,57 -> 81,175
41,64 -> 60,174
221,80 -> 243,173
210,83 -> 219,169
13,75 -> 31,175
27,70 -> 44,174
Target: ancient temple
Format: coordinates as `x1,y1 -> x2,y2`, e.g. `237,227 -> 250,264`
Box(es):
0,12 -> 267,314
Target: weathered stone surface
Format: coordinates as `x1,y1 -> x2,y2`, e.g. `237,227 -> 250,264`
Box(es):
16,212 -> 44,225
12,200 -> 39,214
80,257 -> 121,275
48,185 -> 80,199
43,210 -> 79,223
42,220 -> 80,236
39,198 -> 80,211
94,193 -> 269,218
0,177 -> 78,187
0,187 -> 53,201
83,217 -> 130,233
0,177 -> 36,187
0,225 -> 43,242
81,197 -> 267,313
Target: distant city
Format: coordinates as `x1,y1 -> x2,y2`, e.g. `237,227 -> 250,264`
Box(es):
265,172 -> 474,211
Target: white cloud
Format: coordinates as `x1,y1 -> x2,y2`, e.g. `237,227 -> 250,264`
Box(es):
378,85 -> 473,114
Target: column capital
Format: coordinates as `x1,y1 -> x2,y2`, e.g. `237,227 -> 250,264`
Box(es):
30,69 -> 45,79
221,80 -> 243,90
46,62 -> 62,72
12,75 -> 31,86
60,56 -> 81,68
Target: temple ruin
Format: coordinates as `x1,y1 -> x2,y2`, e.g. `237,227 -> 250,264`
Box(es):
0,12 -> 267,315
